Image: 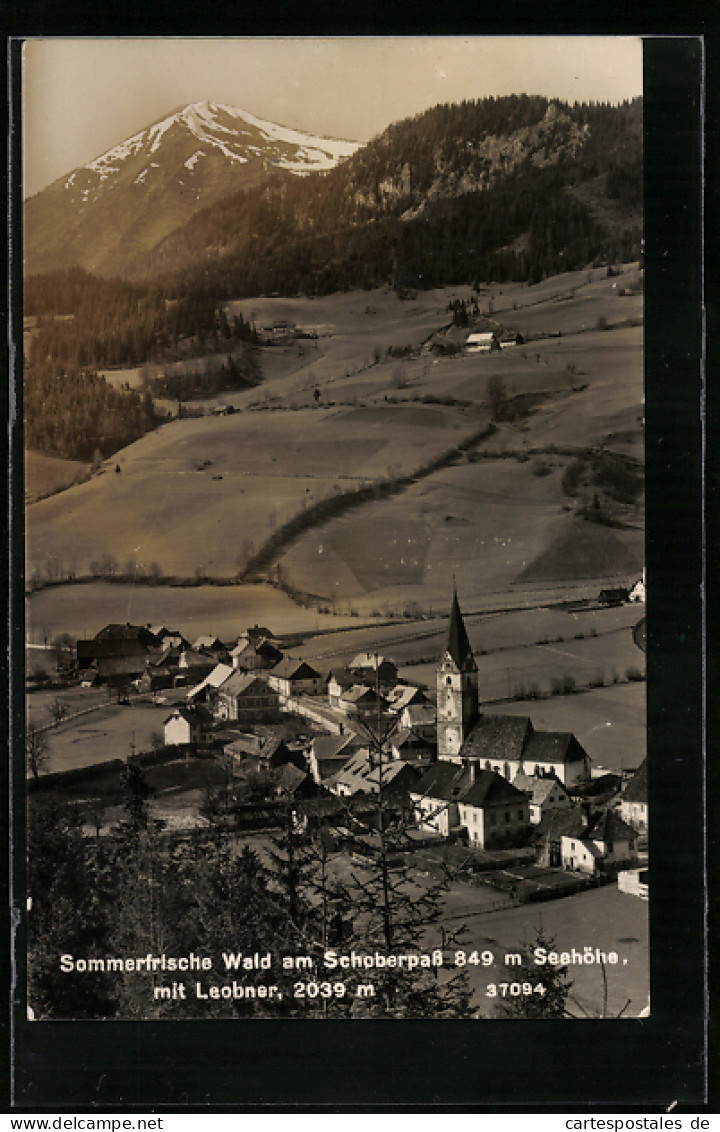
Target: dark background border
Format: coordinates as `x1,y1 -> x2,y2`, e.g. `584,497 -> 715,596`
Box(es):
4,27 -> 708,1112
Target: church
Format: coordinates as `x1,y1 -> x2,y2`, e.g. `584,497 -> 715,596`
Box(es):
435,590 -> 592,785
410,592 -> 592,846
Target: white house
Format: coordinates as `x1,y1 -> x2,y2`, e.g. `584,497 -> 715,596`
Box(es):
561,810 -> 638,875
619,759 -> 648,834
163,706 -> 210,747
267,658 -> 323,701
465,331 -> 499,353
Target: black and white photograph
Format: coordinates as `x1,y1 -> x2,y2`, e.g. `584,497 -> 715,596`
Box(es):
20,36 -> 651,1024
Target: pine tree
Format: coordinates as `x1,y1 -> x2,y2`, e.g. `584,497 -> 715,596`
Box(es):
493,926 -> 573,1018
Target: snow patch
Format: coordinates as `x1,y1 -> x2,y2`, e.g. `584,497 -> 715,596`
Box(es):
184,150 -> 205,171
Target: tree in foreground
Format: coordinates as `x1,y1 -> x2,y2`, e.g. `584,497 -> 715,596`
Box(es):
493,925 -> 573,1019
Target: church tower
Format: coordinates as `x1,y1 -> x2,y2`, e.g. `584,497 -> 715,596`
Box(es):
436,589 -> 479,762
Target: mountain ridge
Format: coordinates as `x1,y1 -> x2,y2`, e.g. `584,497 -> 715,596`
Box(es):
23,101 -> 361,277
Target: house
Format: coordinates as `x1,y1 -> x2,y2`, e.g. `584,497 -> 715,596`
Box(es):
326,668 -> 357,709
618,867 -> 649,899
498,330 -> 523,348
629,569 -> 646,603
338,684 -> 387,722
512,772 -> 573,823
400,702 -> 436,738
561,809 -> 638,875
326,749 -> 421,802
186,663 -> 233,704
308,733 -> 359,784
386,727 -> 436,767
214,672 -> 281,724
164,706 -> 212,747
348,653 -> 398,687
76,622 -> 157,674
410,761 -> 474,838
385,684 -> 428,715
192,635 -> 227,656
231,638 -> 283,671
267,658 -> 323,701
465,331 -> 499,353
275,762 -> 316,800
619,759 -> 648,833
456,769 -> 531,849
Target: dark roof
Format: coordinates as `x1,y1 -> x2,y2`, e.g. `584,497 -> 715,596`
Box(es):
271,657 -> 321,681
460,770 -> 527,808
523,731 -> 589,766
411,761 -> 473,802
585,809 -> 637,844
622,758 -> 647,804
462,714 -> 533,763
276,763 -> 310,794
95,623 -> 157,644
96,656 -> 146,677
326,667 -> 357,689
312,734 -> 356,760
446,591 -> 474,669
219,672 -> 273,698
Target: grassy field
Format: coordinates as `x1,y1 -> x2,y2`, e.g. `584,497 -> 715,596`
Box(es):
26,580 -> 376,642
25,451 -> 89,503
26,401 -> 484,581
29,697 -> 171,773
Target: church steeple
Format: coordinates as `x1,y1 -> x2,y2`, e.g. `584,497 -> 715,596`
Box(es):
436,589 -> 479,762
447,588 -> 474,670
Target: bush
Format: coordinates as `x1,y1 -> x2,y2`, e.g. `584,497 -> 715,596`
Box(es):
626,667 -> 644,682
531,456 -> 553,477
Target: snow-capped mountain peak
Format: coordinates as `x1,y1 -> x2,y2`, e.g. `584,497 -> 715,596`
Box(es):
25,102 -> 362,276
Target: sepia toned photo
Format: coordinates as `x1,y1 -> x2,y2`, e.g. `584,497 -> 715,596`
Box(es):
21,36 -> 648,1022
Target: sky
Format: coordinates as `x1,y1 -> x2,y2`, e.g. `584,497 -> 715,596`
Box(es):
21,37 -> 643,199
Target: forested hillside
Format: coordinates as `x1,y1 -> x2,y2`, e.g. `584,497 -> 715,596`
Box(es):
144,96 -> 642,295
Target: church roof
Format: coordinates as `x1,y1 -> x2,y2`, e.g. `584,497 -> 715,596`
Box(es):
446,591 -> 474,669
462,714 -> 533,763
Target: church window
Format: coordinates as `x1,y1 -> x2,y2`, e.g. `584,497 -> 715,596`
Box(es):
446,677 -> 452,686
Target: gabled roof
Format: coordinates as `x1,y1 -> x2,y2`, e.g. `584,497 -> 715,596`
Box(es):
326,667 -> 356,689
523,731 -> 589,766
462,714 -> 533,763
622,758 -> 647,804
460,770 -> 527,809
218,671 -> 272,698
513,773 -> 567,806
186,662 -> 233,699
271,657 -> 321,681
585,809 -> 637,845
95,623 -> 156,643
386,685 -> 427,712
445,591 -> 475,669
192,635 -> 225,652
410,760 -> 473,803
403,704 -> 436,728
341,684 -> 382,705
311,733 -> 356,760
276,762 -> 310,794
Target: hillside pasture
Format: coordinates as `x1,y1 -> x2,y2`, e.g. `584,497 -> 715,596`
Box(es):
25,451 -> 89,503
27,402 -> 479,580
278,453 -> 641,606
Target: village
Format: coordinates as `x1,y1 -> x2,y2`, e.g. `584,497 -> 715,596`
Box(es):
27,576 -> 649,936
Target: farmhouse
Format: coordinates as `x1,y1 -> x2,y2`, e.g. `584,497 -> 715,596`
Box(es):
308,733 -> 360,785
619,758 -> 648,833
435,591 -> 591,785
410,761 -> 530,847
465,331 -> 499,353
214,672 -> 281,724
386,726 -> 436,767
267,658 -> 323,701
326,749 -> 421,803
186,662 -> 233,703
164,706 -> 212,748
560,809 -> 638,875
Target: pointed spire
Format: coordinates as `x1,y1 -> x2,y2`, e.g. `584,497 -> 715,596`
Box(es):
446,588 -> 473,668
